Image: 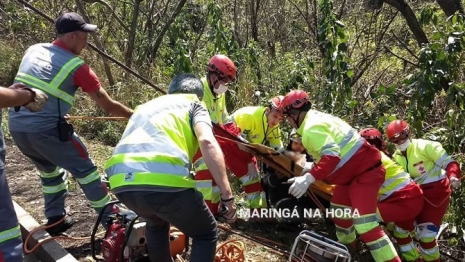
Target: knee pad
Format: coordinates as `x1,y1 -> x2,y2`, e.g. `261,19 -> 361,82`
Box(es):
415,222 -> 438,240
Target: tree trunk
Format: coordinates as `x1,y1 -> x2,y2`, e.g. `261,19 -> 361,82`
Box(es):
384,0 -> 429,46
125,0 -> 142,68
150,0 -> 188,61
436,0 -> 464,17
250,0 -> 260,43
75,0 -> 115,87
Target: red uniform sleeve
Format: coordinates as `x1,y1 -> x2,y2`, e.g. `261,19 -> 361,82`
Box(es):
73,64 -> 101,93
445,161 -> 461,179
310,155 -> 341,180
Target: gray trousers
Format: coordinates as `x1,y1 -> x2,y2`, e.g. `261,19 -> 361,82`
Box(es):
10,128 -> 113,226
115,188 -> 218,262
0,130 -> 23,262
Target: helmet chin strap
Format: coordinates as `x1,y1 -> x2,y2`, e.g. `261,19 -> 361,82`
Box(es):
207,72 -> 221,97
289,110 -> 303,129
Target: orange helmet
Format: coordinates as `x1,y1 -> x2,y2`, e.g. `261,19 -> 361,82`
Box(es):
386,120 -> 410,143
359,127 -> 386,151
269,95 -> 284,110
207,55 -> 237,82
169,227 -> 186,258
279,90 -> 311,113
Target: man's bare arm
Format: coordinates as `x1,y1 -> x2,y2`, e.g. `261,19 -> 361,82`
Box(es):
87,87 -> 133,118
0,85 -> 34,108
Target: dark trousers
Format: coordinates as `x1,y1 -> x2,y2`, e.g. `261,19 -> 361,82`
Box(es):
115,188 -> 218,262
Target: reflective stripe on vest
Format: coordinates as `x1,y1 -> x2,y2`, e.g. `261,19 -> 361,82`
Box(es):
329,128 -> 365,175
105,94 -> 199,190
0,225 -> 21,244
416,169 -> 447,185
193,157 -> 207,171
14,56 -> 83,105
379,153 -> 412,201
379,177 -> 411,201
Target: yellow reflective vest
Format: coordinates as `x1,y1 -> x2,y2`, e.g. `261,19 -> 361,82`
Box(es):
105,94 -> 201,192
201,77 -> 229,125
379,152 -> 412,201
230,106 -> 283,150
297,110 -> 365,176
393,139 -> 453,185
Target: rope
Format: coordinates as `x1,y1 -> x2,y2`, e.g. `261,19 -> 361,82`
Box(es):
23,216 -> 105,254
306,189 -> 327,213
423,176 -> 465,208
65,116 -> 128,121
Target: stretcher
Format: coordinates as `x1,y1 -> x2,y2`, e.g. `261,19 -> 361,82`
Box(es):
212,124 -> 334,202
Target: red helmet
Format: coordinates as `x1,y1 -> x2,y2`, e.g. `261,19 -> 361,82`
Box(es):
359,127 -> 387,152
386,120 -> 410,142
359,128 -> 383,140
280,90 -> 311,113
269,95 -> 284,110
207,55 -> 237,82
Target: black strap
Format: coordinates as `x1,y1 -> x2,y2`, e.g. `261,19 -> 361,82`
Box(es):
57,99 -> 62,119
220,197 -> 235,202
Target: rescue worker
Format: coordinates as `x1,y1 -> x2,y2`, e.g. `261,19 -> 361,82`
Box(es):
231,95 -> 285,150
278,90 -> 401,262
8,12 -> 133,235
104,73 -> 237,262
193,54 -> 266,216
0,83 -> 48,262
359,128 -> 424,262
386,119 -> 462,262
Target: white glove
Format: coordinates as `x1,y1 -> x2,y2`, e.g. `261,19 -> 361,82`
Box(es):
288,173 -> 315,199
450,177 -> 460,190
24,88 -> 48,112
301,162 -> 314,175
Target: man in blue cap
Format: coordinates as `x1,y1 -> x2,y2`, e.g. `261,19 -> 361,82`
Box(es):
8,12 -> 133,235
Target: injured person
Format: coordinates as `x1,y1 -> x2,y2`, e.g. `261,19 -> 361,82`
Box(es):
260,129 -> 331,223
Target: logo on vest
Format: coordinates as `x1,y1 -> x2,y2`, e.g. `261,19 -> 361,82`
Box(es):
413,161 -> 426,175
124,172 -> 135,182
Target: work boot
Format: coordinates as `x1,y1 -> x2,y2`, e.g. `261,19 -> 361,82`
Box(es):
45,215 -> 74,236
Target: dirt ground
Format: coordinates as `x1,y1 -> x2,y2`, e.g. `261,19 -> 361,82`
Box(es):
5,135 -> 465,262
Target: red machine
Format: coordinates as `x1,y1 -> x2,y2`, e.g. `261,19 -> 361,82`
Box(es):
91,201 -> 188,262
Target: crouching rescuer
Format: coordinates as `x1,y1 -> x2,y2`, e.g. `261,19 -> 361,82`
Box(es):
278,90 -> 401,262
104,73 -> 237,262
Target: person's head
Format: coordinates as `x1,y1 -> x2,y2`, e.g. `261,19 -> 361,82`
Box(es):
386,119 -> 411,152
55,12 -> 97,55
359,127 -> 389,154
168,73 -> 204,100
289,129 -> 306,153
265,95 -> 285,127
279,90 -> 312,129
206,54 -> 236,95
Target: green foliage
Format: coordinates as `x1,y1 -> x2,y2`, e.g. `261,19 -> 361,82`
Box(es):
404,11 -> 465,144
316,0 -> 353,114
